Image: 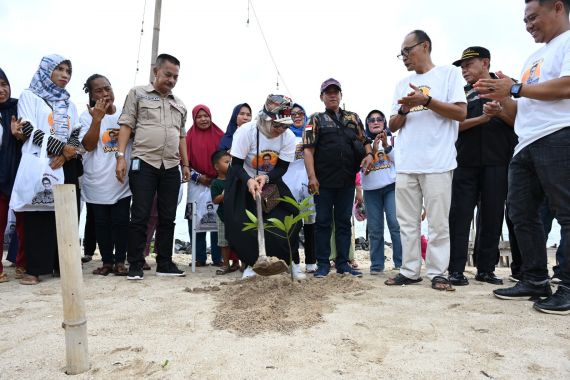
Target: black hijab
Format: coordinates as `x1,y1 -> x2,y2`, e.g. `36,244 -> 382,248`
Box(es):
0,67 -> 22,197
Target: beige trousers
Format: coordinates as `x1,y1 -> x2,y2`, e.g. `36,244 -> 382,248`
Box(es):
396,171 -> 453,280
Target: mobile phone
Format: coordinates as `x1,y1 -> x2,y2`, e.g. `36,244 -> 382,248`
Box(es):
131,158 -> 140,171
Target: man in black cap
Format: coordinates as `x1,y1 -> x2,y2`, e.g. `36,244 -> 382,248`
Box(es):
448,47 -> 517,286
303,78 -> 374,278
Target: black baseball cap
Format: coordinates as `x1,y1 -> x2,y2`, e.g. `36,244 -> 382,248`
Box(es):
453,46 -> 491,66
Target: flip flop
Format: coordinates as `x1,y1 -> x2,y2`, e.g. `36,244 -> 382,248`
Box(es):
20,275 -> 40,285
431,276 -> 455,291
384,273 -> 423,286
0,273 -> 9,283
92,265 -> 113,276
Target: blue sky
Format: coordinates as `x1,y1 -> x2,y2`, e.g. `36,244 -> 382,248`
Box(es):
1,0 -> 539,125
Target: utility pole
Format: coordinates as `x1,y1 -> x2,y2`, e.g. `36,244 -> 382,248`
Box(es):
149,0 -> 162,84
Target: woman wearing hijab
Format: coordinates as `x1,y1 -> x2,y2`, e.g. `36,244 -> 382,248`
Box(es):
13,55 -> 82,285
361,109 -> 401,274
186,104 -> 224,266
282,103 -> 316,278
0,68 -> 25,283
218,103 -> 252,151
224,94 -> 300,279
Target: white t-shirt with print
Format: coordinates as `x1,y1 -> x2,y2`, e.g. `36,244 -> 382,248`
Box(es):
17,89 -> 79,156
514,30 -> 570,155
391,65 -> 466,173
79,109 -> 132,204
361,140 -> 397,191
231,120 -> 296,178
282,134 -> 310,201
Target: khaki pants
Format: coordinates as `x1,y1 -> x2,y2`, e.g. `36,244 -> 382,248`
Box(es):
396,171 -> 453,280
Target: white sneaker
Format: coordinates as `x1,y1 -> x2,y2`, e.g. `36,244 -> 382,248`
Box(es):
292,263 -> 307,280
242,266 -> 257,279
305,263 -> 317,273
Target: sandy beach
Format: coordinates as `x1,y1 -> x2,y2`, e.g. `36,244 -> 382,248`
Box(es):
0,249 -> 569,379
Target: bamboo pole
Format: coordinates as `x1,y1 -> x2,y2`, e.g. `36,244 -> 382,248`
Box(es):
53,185 -> 89,375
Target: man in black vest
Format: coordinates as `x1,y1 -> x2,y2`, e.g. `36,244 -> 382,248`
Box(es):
448,47 -> 517,286
303,78 -> 373,278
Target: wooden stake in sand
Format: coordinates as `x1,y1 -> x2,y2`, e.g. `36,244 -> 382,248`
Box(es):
53,184 -> 89,374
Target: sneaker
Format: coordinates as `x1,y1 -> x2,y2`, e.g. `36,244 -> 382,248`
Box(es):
493,280 -> 552,300
336,264 -> 363,278
314,265 -> 330,278
551,274 -> 562,284
533,285 -> 570,315
305,263 -> 317,273
242,265 -> 257,279
156,262 -> 186,277
449,272 -> 469,286
291,263 -> 307,280
127,263 -> 144,280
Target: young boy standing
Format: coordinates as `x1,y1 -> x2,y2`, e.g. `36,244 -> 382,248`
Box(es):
210,150 -> 238,274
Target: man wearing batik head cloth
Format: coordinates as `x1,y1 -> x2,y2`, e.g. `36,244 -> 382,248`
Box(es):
224,94 -> 300,279
303,78 -> 374,278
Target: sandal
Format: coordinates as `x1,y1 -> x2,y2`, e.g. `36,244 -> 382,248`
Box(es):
384,273 -> 423,286
15,267 -> 26,279
0,272 -> 8,283
113,263 -> 128,276
92,264 -> 113,276
229,262 -> 240,272
431,276 -> 455,291
216,266 -> 233,275
20,274 -> 40,285
350,260 -> 359,269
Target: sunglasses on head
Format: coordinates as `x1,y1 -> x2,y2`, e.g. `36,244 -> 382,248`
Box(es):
367,117 -> 385,123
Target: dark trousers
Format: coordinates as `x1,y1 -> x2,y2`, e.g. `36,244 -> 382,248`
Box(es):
83,202 -> 96,256
508,127 -> 570,286
539,199 -> 566,276
127,160 -> 180,266
506,205 -> 522,276
314,186 -> 355,269
302,224 -> 316,265
91,196 -> 131,265
449,165 -> 508,273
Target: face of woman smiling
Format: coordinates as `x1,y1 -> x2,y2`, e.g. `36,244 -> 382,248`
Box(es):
367,112 -> 385,134
236,106 -> 252,127
0,78 -> 10,104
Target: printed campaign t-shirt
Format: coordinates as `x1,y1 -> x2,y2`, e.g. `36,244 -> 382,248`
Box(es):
79,108 -> 132,204
230,120 -> 296,178
391,65 -> 466,173
514,30 -> 570,155
361,138 -> 397,191
282,134 -> 310,202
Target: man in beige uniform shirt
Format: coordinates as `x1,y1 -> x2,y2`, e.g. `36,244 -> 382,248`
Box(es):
116,53 -> 190,280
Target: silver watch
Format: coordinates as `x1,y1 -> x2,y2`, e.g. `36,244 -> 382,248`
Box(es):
115,151 -> 125,159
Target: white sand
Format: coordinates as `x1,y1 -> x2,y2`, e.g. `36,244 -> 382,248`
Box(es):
0,250 -> 569,379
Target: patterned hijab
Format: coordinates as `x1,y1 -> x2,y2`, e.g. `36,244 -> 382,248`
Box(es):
29,54 -> 71,141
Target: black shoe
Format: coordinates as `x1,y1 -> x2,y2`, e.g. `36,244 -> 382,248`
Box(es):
127,263 -> 144,280
81,255 -> 93,263
475,272 -> 503,285
493,281 -> 552,300
551,273 -> 562,284
449,272 -> 469,286
533,285 -> 570,315
156,262 -> 186,277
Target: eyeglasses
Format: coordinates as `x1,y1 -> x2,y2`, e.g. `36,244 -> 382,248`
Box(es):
272,122 -> 290,130
367,117 -> 385,123
291,111 -> 305,118
397,41 -> 424,60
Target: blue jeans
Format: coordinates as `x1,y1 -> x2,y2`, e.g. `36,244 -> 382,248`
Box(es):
315,186 -> 355,270
539,199 -> 566,276
186,219 -> 221,264
364,183 -> 402,271
507,127 -> 570,286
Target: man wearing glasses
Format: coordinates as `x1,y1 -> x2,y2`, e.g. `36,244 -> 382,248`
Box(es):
303,78 -> 374,278
384,30 -> 466,291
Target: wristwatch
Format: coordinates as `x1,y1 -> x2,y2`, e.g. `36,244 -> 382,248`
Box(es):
510,83 -> 523,98
115,151 -> 125,159
397,106 -> 409,116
